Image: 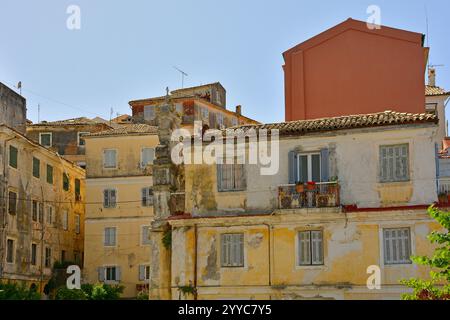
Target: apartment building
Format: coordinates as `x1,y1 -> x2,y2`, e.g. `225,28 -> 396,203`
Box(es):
152,110 -> 443,300
0,125 -> 85,293
83,124 -> 158,298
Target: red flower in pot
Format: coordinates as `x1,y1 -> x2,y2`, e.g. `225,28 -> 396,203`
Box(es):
306,181 -> 316,191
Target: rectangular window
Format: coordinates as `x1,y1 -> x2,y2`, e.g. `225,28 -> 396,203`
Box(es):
297,153 -> 321,183
45,247 -> 52,268
104,227 -> 116,246
298,230 -> 324,266
380,144 -> 409,182
63,173 -> 70,191
75,179 -> 81,201
47,205 -> 54,225
139,265 -> 151,281
103,189 -> 117,208
77,132 -> 89,146
75,214 -> 80,234
8,191 -> 17,215
31,243 -> 37,265
46,164 -> 53,184
9,145 -> 18,168
141,148 -> 155,168
32,157 -> 40,178
217,163 -> 246,191
220,233 -> 244,267
141,226 -> 151,245
32,200 -> 38,222
38,202 -> 44,224
103,149 -> 117,169
39,133 -> 52,147
105,266 -> 119,281
383,228 -> 412,265
62,210 -> 68,231
6,239 -> 14,263
144,105 -> 155,120
141,187 -> 153,207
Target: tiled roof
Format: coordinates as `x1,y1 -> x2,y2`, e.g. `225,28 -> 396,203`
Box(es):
228,111 -> 437,136
426,85 -> 450,96
29,117 -> 106,126
85,124 -> 158,137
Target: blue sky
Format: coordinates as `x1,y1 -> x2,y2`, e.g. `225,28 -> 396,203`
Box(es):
0,0 -> 449,124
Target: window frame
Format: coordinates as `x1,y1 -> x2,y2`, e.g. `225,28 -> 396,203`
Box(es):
379,144 -> 410,183
46,164 -> 53,184
46,205 -> 54,225
31,243 -> 38,266
296,152 -> 321,183
8,190 -> 17,215
216,159 -> 246,192
220,233 -> 245,268
75,214 -> 81,234
103,188 -> 117,208
44,247 -> 52,268
6,238 -> 15,264
104,266 -> 119,282
382,227 -> 413,265
140,147 -> 155,168
141,225 -> 151,246
104,227 -> 117,247
103,149 -> 118,169
77,132 -> 90,146
63,172 -> 70,191
141,187 -> 153,207
297,230 -> 324,266
9,145 -> 18,169
32,157 -> 40,178
62,210 -> 69,231
39,132 -> 53,147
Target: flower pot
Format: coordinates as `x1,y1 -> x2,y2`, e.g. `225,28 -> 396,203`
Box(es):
306,184 -> 316,191
295,184 -> 304,193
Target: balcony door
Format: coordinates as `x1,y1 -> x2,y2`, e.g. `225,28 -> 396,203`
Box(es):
297,153 -> 321,183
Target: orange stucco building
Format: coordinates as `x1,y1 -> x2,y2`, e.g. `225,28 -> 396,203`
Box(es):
283,18 -> 428,121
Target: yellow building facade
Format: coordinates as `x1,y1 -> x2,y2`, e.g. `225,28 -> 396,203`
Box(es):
83,124 -> 158,298
0,125 -> 85,293
165,111 -> 443,300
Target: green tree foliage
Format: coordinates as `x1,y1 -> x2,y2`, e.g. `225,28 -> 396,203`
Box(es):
401,206 -> 450,300
54,283 -> 124,300
55,287 -> 87,300
0,282 -> 41,300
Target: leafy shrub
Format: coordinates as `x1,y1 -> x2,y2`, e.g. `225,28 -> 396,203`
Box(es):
136,290 -> 149,300
54,287 -> 87,300
0,282 -> 41,300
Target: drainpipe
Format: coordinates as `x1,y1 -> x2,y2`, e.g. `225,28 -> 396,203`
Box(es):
193,223 -> 198,300
0,136 -> 16,279
262,223 -> 272,287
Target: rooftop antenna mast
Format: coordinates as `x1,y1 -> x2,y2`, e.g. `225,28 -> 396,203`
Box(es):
173,66 -> 188,88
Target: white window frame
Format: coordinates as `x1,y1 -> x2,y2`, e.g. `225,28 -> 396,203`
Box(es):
220,233 -> 245,267
141,225 -> 151,245
39,132 -> 53,147
296,152 -> 321,183
104,227 -> 117,247
141,187 -> 153,207
103,149 -> 117,169
104,265 -> 120,283
103,188 -> 117,208
46,205 -> 54,225
77,132 -> 90,146
140,147 -> 155,168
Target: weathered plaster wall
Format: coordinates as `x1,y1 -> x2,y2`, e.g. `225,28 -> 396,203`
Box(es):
0,83 -> 26,134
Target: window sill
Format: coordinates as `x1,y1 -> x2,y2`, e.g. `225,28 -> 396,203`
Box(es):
295,265 -> 327,271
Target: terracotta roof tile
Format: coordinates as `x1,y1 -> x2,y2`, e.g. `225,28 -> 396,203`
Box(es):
228,110 -> 437,136
86,124 -> 158,137
426,85 -> 450,96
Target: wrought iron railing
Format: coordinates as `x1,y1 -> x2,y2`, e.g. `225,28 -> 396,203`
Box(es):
278,182 -> 340,209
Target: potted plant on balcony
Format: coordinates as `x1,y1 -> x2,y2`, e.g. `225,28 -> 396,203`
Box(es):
328,176 -> 339,194
295,181 -> 305,193
306,181 -> 316,191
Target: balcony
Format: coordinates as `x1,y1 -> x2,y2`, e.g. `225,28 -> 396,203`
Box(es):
278,182 -> 340,209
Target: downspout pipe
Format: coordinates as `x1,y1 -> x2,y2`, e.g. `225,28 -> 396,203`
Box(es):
262,223 -> 272,287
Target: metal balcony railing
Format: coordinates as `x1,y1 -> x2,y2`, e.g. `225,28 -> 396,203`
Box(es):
278,182 -> 340,209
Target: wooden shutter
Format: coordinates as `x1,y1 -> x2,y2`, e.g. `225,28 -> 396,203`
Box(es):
320,149 -> 329,182
139,265 -> 145,281
288,151 -> 298,184
217,164 -> 223,191
311,231 -> 323,265
298,231 -> 311,265
103,189 -> 109,207
110,189 -> 116,207
98,267 -> 105,281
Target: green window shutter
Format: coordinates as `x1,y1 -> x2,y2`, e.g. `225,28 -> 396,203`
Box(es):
46,165 -> 53,184
9,145 -> 18,168
32,157 -> 40,178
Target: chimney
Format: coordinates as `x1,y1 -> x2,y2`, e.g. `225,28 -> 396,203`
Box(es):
428,67 -> 436,87
235,105 -> 242,116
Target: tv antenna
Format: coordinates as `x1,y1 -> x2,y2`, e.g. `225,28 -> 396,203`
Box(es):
173,66 -> 188,88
